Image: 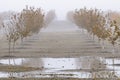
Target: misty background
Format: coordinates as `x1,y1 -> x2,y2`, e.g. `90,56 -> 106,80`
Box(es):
0,0 -> 120,32
0,0 -> 120,20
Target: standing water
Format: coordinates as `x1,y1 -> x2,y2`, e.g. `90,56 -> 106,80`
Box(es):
0,56 -> 120,78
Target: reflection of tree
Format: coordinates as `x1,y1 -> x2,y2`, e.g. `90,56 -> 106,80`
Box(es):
90,57 -> 106,70
8,72 -> 14,79
22,58 -> 44,68
76,57 -> 106,70
86,57 -> 107,78
75,57 -> 113,78
76,57 -> 90,69
14,58 -> 44,78
76,57 -> 119,79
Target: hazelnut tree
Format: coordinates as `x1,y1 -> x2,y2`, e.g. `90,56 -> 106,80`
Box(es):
17,6 -> 44,42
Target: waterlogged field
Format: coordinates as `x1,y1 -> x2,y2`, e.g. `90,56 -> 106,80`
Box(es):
0,57 -> 120,78
0,21 -> 120,80
0,30 -> 120,80
1,0 -> 120,79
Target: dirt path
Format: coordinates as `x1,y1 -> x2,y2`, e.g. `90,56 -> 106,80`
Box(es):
0,31 -> 119,58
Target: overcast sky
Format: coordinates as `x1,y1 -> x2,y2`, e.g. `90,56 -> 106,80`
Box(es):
0,0 -> 120,20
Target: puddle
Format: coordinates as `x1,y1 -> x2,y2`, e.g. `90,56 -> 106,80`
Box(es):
0,56 -> 120,78
0,58 -> 25,65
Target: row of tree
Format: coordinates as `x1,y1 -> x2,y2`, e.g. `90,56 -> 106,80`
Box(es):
0,6 -> 56,56
67,8 -> 120,46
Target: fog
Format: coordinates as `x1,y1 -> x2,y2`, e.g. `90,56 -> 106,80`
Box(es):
41,20 -> 79,32
0,0 -> 120,20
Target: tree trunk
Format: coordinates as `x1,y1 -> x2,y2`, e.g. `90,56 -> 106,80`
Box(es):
8,40 -> 11,56
102,40 -> 105,49
13,42 -> 15,54
92,34 -> 94,41
13,42 -> 16,65
21,37 -> 23,44
112,45 -> 115,73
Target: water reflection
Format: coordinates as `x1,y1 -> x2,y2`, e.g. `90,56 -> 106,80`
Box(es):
75,57 -> 106,70
0,56 -> 120,78
22,58 -> 43,68
0,58 -> 24,65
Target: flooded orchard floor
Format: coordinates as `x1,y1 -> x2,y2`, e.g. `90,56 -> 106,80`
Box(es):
0,56 -> 120,78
